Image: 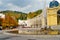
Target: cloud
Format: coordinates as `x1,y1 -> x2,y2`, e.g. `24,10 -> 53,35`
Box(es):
7,3 -> 32,12
34,0 -> 42,2
0,0 -> 54,13
57,0 -> 60,3
0,1 -> 3,5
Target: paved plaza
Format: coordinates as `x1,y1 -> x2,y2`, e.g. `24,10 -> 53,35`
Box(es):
0,33 -> 60,40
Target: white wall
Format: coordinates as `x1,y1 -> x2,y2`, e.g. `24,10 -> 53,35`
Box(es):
0,13 -> 5,18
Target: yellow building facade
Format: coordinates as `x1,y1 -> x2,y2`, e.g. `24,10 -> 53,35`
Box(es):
47,6 -> 60,26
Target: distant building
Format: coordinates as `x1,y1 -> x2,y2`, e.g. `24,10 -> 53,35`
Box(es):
18,20 -> 28,27
20,13 -> 43,28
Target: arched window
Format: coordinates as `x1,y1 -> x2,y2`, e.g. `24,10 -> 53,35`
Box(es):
57,10 -> 60,25
57,10 -> 60,14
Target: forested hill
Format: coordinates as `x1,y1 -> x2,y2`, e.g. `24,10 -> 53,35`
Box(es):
0,10 -> 42,20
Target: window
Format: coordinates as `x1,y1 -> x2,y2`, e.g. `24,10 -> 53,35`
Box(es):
57,10 -> 60,25
57,10 -> 60,14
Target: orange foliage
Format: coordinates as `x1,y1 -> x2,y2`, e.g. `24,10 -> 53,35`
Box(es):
0,15 -> 18,27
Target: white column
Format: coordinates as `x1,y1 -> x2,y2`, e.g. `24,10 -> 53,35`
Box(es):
42,0 -> 47,28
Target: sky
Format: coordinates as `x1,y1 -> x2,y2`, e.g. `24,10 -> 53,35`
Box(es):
0,0 -> 60,13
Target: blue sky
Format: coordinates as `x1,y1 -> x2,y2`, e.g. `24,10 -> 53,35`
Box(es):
0,0 -> 60,13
